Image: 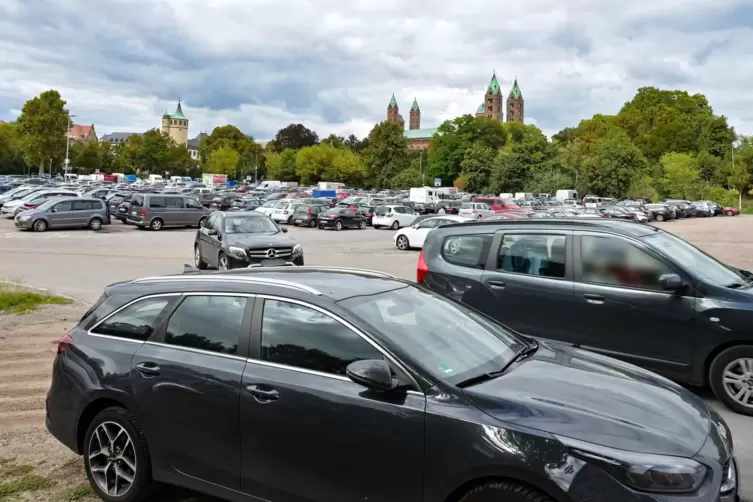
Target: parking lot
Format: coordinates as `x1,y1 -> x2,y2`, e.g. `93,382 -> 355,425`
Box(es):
0,214 -> 751,499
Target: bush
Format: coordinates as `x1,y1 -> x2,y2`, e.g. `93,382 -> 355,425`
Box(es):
700,186 -> 738,207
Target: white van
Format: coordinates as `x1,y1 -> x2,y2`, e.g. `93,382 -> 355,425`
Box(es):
555,189 -> 578,202
148,174 -> 164,184
583,196 -> 603,208
515,192 -> 533,200
257,180 -> 282,191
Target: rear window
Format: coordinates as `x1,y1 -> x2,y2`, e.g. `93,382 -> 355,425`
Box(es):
375,207 -> 390,215
130,195 -> 144,207
460,203 -> 473,209
149,197 -> 166,208
325,208 -> 341,215
441,234 -> 494,269
474,198 -> 497,205
294,205 -> 308,213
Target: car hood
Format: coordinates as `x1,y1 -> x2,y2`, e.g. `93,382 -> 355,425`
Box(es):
226,232 -> 297,248
3,200 -> 25,209
463,342 -> 711,457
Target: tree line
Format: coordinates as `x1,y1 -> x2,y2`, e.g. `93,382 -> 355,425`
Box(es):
0,87 -> 751,207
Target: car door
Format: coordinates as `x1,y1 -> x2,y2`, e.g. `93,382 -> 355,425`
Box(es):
479,229 -> 580,343
240,297 -> 425,502
130,293 -> 253,490
199,213 -> 222,267
183,196 -> 203,225
47,200 -> 75,228
342,208 -> 357,227
163,196 -> 184,225
411,218 -> 443,247
71,199 -> 93,227
572,232 -> 698,379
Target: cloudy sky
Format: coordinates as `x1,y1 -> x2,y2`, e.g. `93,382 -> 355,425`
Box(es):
1,0 -> 751,141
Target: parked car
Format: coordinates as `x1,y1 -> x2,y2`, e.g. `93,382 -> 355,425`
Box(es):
436,200 -> 463,215
15,197 -> 110,231
393,215 -> 471,250
472,196 -> 520,211
722,206 -> 739,216
46,267 -> 739,502
271,201 -> 305,224
2,189 -> 79,217
372,205 -> 416,230
210,194 -> 240,211
195,211 -> 303,269
317,207 -> 367,230
419,218 -> 753,416
458,202 -> 494,220
291,204 -> 326,227
254,200 -> 281,217
126,194 -> 210,230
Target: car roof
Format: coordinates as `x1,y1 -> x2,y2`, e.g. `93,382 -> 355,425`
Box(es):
436,218 -> 662,238
107,267 -> 408,302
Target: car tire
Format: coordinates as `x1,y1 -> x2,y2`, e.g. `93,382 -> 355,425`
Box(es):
726,210 -> 734,216
33,219 -> 48,232
309,219 -> 317,228
358,221 -> 366,230
89,218 -> 103,231
198,217 -> 207,228
335,220 -> 343,231
194,245 -> 207,270
709,345 -> 753,416
457,481 -> 554,502
396,235 -> 410,250
390,221 -> 399,230
83,406 -> 155,502
149,218 -> 163,231
655,214 -> 664,222
373,225 -> 381,229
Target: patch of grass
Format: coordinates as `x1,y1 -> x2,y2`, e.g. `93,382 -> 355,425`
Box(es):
0,473 -> 50,497
0,289 -> 72,314
741,197 -> 753,214
60,482 -> 95,501
0,463 -> 33,478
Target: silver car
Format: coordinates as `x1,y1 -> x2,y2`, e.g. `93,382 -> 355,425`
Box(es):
14,197 -> 111,232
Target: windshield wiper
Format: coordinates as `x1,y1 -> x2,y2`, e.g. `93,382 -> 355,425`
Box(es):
456,340 -> 540,388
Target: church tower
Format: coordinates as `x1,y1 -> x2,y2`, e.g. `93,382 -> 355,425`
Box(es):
506,78 -> 525,123
409,98 -> 421,130
161,101 -> 189,145
481,72 -> 503,122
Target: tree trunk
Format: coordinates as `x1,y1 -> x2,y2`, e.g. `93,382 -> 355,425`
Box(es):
38,160 -> 45,177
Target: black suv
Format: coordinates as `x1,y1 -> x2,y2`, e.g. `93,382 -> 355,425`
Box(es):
194,211 -> 303,269
420,218 -> 753,415
46,267 -> 737,502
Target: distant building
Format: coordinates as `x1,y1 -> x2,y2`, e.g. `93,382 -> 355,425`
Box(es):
388,71 -> 525,149
68,124 -> 97,142
0,120 -> 6,125
100,132 -> 140,147
161,101 -> 189,146
187,132 -> 208,161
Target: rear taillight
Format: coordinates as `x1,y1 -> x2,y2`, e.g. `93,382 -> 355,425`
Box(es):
307,208 -> 312,215
417,250 -> 429,284
140,210 -> 146,216
57,333 -> 73,354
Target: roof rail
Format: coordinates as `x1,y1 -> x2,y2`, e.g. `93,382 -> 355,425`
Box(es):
239,265 -> 397,279
130,275 -> 322,295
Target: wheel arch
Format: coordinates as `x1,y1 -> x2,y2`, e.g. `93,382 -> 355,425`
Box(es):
705,339 -> 753,383
442,471 -> 568,502
76,393 -> 143,454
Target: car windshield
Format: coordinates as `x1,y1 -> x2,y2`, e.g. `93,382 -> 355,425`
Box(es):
224,215 -> 279,234
641,232 -> 747,287
339,285 -> 525,385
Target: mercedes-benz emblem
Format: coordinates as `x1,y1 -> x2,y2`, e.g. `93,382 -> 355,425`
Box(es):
265,249 -> 277,258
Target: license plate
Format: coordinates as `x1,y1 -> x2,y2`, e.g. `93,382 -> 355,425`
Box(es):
261,259 -> 287,266
294,219 -> 302,224
131,211 -> 136,215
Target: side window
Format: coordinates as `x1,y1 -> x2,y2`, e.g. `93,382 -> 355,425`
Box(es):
418,219 -> 440,229
164,295 -> 247,355
149,197 -> 166,208
165,197 -> 183,208
205,213 -> 219,230
498,234 -> 566,278
344,210 -> 355,217
53,201 -> 72,212
581,235 -> 673,290
72,200 -> 89,211
184,198 -> 201,208
260,300 -> 383,376
441,234 -> 494,269
92,297 -> 171,341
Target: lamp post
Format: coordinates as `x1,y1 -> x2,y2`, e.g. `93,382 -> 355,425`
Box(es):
64,114 -> 75,178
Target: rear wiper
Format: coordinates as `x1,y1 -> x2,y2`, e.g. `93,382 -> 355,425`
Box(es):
456,340 -> 540,389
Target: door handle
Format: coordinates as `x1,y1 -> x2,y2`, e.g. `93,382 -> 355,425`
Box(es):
487,280 -> 506,289
135,362 -> 160,375
246,385 -> 280,402
582,294 -> 605,305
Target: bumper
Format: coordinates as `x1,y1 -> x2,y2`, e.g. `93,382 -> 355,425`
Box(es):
226,253 -> 305,269
372,217 -> 392,226
271,213 -> 292,222
126,216 -> 146,226
45,357 -> 83,454
293,216 -> 315,225
14,217 -> 33,229
317,218 -> 339,228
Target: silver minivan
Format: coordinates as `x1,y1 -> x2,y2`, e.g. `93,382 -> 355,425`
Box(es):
126,194 -> 210,230
14,197 -> 110,232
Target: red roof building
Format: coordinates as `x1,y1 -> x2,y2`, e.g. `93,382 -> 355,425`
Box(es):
68,124 -> 98,142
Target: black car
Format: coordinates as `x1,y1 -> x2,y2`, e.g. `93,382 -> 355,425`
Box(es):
229,198 -> 264,212
194,211 -> 303,270
317,207 -> 367,230
644,203 -> 674,221
291,203 -> 326,227
46,267 -> 738,502
437,200 -> 463,214
413,202 -> 437,215
211,194 -> 240,210
197,192 -> 218,207
356,205 -> 376,225
114,194 -> 133,223
420,218 -> 753,416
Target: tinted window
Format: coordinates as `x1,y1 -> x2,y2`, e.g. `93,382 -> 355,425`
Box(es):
149,197 -> 166,208
131,195 -> 144,207
165,197 -> 183,208
260,300 -> 383,376
441,234 -> 493,269
498,234 -> 566,278
184,197 -> 201,208
375,207 -> 389,215
53,201 -> 72,212
205,213 -> 220,230
581,235 -> 673,290
164,295 -> 247,355
93,297 -> 170,341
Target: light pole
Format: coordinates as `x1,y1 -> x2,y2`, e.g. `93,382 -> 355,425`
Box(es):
64,114 -> 75,178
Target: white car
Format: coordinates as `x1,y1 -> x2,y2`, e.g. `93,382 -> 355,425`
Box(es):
393,215 -> 472,250
458,202 -> 494,220
372,205 -> 416,230
271,202 -> 304,224
254,200 -> 280,217
2,189 -> 80,217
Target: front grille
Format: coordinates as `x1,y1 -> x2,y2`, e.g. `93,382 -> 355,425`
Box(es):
247,247 -> 293,259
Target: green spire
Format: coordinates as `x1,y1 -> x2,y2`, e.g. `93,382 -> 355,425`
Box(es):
171,100 -> 186,119
411,98 -> 419,111
487,72 -> 501,95
389,94 -> 398,108
476,103 -> 485,114
509,78 -> 522,99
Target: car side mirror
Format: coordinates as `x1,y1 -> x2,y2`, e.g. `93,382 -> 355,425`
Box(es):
739,269 -> 753,280
281,227 -> 288,233
659,273 -> 685,291
346,359 -> 396,391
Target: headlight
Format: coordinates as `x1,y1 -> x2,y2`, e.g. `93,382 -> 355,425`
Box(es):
228,246 -> 247,258
17,215 -> 30,221
557,436 -> 707,493
293,244 -> 302,254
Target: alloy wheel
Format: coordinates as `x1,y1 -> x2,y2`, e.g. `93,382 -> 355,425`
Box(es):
722,358 -> 753,408
396,235 -> 409,250
727,210 -> 734,216
90,219 -> 102,230
151,219 -> 162,231
34,220 -> 47,232
195,247 -> 202,267
335,221 -> 343,231
88,421 -> 137,497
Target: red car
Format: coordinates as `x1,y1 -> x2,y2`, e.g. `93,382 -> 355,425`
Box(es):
722,206 -> 739,216
472,196 -> 520,211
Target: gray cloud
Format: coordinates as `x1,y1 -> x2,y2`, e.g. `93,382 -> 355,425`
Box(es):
1,0 -> 752,141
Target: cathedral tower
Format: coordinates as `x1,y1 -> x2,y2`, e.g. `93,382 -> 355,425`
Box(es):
480,72 -> 503,122
506,78 -> 525,123
387,93 -> 404,128
161,101 -> 189,145
409,98 -> 421,130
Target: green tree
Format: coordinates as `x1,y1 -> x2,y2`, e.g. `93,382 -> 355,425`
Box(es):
70,140 -> 102,172
659,152 -> 701,199
700,186 -> 738,208
579,130 -> 648,198
295,144 -> 366,186
265,149 -> 298,181
321,134 -> 345,149
269,123 -> 319,151
0,122 -> 26,174
490,152 -> 529,193
119,129 -> 193,176
361,121 -> 410,187
626,175 -> 660,202
460,143 -> 496,193
198,124 -> 262,180
695,150 -> 721,184
391,168 -> 423,189
205,145 -> 240,176
726,162 -> 751,209
16,90 -> 70,175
